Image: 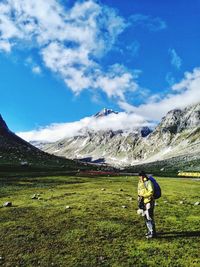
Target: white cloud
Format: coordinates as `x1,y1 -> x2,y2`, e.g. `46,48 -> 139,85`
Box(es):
126,41 -> 140,56
17,112 -> 152,142
96,64 -> 138,99
25,57 -> 42,74
0,40 -> 11,52
16,67 -> 200,142
0,0 -> 137,100
32,66 -> 41,74
166,72 -> 176,86
119,68 -> 200,120
2,0 -> 197,128
169,48 -> 182,69
130,14 -> 167,31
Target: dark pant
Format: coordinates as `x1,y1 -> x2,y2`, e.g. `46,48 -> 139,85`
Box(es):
144,200 -> 156,235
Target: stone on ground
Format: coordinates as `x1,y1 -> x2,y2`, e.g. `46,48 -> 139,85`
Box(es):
3,202 -> 12,207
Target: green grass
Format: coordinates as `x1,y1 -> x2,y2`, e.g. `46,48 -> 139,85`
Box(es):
0,175 -> 199,267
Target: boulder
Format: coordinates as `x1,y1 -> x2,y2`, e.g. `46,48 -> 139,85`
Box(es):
3,202 -> 12,207
31,194 -> 38,199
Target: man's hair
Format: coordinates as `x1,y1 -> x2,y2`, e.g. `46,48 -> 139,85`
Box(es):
138,171 -> 148,178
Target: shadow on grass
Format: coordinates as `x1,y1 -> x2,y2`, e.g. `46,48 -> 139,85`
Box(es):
157,231 -> 200,239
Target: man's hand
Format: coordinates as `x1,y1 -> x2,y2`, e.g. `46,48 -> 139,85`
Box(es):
138,196 -> 144,210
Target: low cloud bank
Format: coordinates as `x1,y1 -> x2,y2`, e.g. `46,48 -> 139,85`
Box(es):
17,112 -> 153,142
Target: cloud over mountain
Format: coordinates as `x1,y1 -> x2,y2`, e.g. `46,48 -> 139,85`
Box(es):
17,111 -> 153,142
119,68 -> 200,120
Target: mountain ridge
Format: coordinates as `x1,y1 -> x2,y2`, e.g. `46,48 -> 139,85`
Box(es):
39,103 -> 200,168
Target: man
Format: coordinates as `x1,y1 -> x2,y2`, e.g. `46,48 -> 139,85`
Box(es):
137,171 -> 156,239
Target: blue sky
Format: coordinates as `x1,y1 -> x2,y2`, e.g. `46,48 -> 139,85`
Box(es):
0,0 -> 200,140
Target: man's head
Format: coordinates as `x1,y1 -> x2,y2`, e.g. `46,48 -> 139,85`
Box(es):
138,171 -> 147,181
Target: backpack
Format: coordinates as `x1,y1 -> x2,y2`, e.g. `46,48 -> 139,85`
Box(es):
148,176 -> 161,199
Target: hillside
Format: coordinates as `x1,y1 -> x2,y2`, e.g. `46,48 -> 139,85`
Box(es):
123,153 -> 200,176
0,115 -> 88,173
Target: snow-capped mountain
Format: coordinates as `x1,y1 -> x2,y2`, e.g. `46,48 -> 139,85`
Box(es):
94,108 -> 118,118
38,103 -> 200,168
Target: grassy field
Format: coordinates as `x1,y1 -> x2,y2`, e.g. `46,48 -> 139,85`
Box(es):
0,175 -> 199,267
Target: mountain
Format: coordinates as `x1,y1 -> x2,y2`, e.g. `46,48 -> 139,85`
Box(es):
0,114 -> 88,172
0,114 -> 9,132
136,103 -> 200,162
39,104 -> 200,171
94,108 -> 118,118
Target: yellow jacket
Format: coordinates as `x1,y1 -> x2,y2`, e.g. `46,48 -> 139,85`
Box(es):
138,178 -> 154,204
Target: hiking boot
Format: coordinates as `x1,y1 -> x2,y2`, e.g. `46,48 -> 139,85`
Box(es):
146,233 -> 157,239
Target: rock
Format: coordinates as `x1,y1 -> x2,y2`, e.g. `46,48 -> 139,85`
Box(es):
129,197 -> 133,201
20,161 -> 28,166
99,256 -> 106,263
141,126 -> 151,137
31,193 -> 42,199
179,201 -> 184,204
101,188 -> 106,191
3,202 -> 12,207
122,205 -> 127,209
194,201 -> 200,206
65,205 -> 71,210
38,197 -> 43,200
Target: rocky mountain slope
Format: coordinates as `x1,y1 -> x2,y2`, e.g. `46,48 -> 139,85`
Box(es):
0,115 -> 87,172
40,104 -> 200,169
